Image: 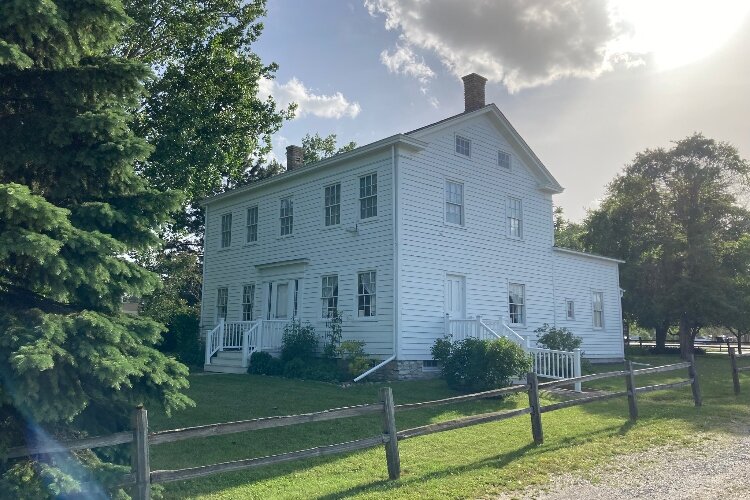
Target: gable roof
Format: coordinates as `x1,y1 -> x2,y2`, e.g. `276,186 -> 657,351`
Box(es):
202,102 -> 563,206
405,104 -> 564,193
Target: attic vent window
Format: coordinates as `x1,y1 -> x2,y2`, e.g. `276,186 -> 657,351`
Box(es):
455,135 -> 471,156
498,150 -> 511,169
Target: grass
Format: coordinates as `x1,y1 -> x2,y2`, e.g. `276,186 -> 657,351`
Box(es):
147,352 -> 750,499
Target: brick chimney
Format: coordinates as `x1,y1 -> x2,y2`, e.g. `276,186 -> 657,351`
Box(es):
462,73 -> 487,113
286,145 -> 304,171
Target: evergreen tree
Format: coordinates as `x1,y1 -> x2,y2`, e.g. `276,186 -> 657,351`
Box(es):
0,1 -> 191,496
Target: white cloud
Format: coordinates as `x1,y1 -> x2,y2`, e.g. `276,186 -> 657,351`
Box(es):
259,77 -> 361,119
380,44 -> 435,85
365,0 -> 750,92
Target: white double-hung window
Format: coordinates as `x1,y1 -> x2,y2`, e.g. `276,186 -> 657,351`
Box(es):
220,213 -> 232,248
592,292 -> 604,328
321,275 -> 339,318
508,283 -> 525,324
507,197 -> 523,238
324,183 -> 341,226
445,180 -> 464,225
246,206 -> 258,243
216,287 -> 228,321
280,197 -> 293,236
357,271 -> 376,317
455,135 -> 471,156
242,284 -> 255,321
566,299 -> 575,320
359,173 -> 377,219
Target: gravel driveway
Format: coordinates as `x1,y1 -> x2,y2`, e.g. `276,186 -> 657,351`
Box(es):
496,430 -> 750,500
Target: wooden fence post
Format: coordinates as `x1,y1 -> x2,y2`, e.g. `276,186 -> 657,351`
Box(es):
131,405 -> 151,500
729,347 -> 741,395
624,360 -> 638,421
526,372 -> 543,445
688,355 -> 703,407
379,387 -> 401,480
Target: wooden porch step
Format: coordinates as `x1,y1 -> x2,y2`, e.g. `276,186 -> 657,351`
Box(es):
214,350 -> 243,360
203,363 -> 247,374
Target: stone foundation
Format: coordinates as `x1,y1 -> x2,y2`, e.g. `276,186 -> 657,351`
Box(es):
369,360 -> 441,381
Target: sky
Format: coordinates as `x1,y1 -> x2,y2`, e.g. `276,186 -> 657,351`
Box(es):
254,0 -> 750,221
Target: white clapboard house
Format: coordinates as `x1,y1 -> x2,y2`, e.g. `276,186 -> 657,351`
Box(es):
200,74 -> 625,379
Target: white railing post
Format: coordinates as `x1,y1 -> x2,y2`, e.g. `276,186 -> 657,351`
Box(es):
475,315 -> 482,339
258,320 -> 264,352
444,313 -> 450,337
241,325 -> 249,369
204,328 -> 212,365
218,318 -> 225,352
573,348 -> 582,392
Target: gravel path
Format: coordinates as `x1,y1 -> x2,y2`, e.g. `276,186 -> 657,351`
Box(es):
497,430 -> 750,500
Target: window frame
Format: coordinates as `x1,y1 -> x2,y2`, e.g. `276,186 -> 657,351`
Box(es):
507,197 -> 523,239
321,274 -> 339,319
324,183 -> 341,227
565,299 -> 575,321
444,179 -> 465,226
242,284 -> 255,321
592,291 -> 604,329
356,270 -> 377,318
246,205 -> 258,243
455,134 -> 471,157
498,149 -> 512,169
220,213 -> 232,248
216,287 -> 228,322
359,173 -> 378,220
279,196 -> 294,237
508,282 -> 526,325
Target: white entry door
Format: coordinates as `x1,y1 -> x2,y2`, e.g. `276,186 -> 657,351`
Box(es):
444,275 -> 466,319
266,279 -> 300,320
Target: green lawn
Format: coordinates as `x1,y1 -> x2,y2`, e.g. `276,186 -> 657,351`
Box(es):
148,353 -> 750,499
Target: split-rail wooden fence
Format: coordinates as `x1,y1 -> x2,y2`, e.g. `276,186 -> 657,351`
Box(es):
4,358 -> 702,499
728,346 -> 750,394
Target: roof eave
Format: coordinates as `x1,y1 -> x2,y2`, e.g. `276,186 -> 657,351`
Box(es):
553,246 -> 625,264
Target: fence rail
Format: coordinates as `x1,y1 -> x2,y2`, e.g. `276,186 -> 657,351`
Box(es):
728,347 -> 750,394
4,359 -> 705,499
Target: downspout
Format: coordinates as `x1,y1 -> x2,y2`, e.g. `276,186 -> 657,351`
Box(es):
354,144 -> 400,382
199,204 -> 209,336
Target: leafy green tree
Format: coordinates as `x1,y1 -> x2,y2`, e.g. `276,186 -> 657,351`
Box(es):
584,134 -> 750,358
301,133 -> 357,164
117,0 -> 295,245
0,1 -> 191,495
553,206 -> 586,251
721,235 -> 750,353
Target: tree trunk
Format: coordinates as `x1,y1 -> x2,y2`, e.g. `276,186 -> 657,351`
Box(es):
678,315 -> 693,360
738,336 -> 743,356
655,322 -> 669,351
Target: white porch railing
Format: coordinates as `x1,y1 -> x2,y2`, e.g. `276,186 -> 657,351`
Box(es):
445,314 -> 582,391
205,319 -> 287,369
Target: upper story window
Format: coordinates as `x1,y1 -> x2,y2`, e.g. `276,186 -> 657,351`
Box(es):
359,173 -> 377,219
216,287 -> 228,321
445,180 -> 464,225
324,183 -> 341,226
498,150 -> 511,169
455,135 -> 471,156
321,275 -> 339,318
220,213 -> 232,248
280,197 -> 293,236
593,292 -> 604,328
357,271 -> 376,317
507,197 -> 523,238
508,283 -> 525,325
566,299 -> 575,320
242,284 -> 255,321
246,206 -> 258,243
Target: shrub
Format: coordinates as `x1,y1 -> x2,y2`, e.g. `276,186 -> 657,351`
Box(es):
248,351 -> 282,376
338,340 -> 373,377
431,336 -> 531,392
282,358 -> 307,378
322,310 -> 343,358
281,321 -> 318,361
534,324 -> 583,351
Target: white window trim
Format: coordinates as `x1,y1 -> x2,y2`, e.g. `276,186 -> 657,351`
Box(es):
355,269 -> 377,320
216,287 -> 228,322
444,178 -> 465,227
279,196 -> 294,237
241,284 -> 255,321
321,274 -> 339,319
565,299 -> 575,321
358,172 -> 378,221
506,197 -> 523,240
220,213 -> 232,249
508,282 -> 526,326
592,291 -> 604,329
323,182 -> 341,227
454,133 -> 471,158
498,149 -> 512,169
245,205 -> 258,244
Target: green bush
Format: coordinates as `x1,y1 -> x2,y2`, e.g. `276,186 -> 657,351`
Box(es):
534,324 -> 582,351
322,310 -> 343,358
338,340 -> 373,377
282,358 -> 307,378
248,351 -> 283,375
281,321 -> 318,361
431,336 -> 531,392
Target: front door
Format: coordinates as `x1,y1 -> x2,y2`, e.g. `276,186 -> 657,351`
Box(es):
444,275 -> 466,319
266,279 -> 300,320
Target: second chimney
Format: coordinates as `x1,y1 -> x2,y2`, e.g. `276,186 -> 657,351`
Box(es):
286,145 -> 304,171
462,73 -> 487,113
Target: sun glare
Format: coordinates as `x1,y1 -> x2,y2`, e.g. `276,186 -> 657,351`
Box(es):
610,0 -> 750,70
